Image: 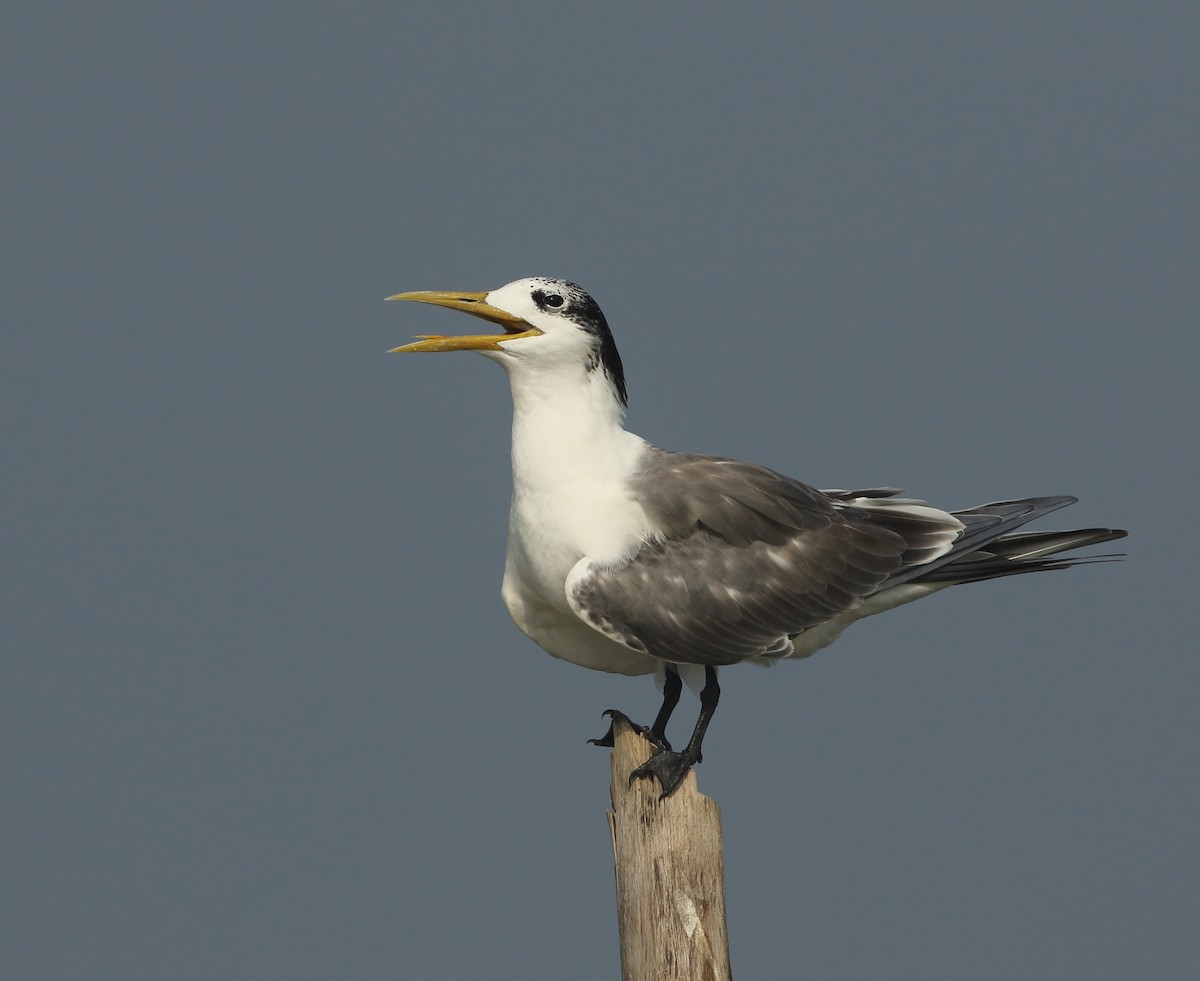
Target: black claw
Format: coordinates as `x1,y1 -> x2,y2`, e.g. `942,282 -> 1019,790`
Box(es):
587,732 -> 614,748
628,749 -> 699,799
588,709 -> 639,747
594,666 -> 718,799
588,709 -> 671,752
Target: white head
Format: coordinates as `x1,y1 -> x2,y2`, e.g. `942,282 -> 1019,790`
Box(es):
388,277 -> 627,407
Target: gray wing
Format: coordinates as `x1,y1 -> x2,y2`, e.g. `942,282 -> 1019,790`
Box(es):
566,450 -> 965,666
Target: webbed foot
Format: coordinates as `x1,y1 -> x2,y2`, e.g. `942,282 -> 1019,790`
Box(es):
628,748 -> 699,799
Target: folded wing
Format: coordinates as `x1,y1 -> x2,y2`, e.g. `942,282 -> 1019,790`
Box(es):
567,451 -> 966,665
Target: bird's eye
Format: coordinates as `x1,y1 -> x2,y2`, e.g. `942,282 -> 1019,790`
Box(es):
532,288 -> 566,311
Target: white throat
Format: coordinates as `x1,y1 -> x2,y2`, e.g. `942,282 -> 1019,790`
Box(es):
496,355 -> 650,564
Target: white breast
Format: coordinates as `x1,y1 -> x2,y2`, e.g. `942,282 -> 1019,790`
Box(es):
496,367 -> 659,674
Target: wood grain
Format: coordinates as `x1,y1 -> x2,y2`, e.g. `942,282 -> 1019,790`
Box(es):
606,716 -> 732,981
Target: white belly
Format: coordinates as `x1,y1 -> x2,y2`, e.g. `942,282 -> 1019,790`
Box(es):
502,569 -> 658,675
500,478 -> 660,677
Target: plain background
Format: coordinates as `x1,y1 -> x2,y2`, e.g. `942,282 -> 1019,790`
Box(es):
4,2 -> 1196,978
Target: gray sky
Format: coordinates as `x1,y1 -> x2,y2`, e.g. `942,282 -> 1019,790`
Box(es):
5,3 -> 1196,979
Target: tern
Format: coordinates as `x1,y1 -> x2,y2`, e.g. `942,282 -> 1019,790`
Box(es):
389,277 -> 1126,797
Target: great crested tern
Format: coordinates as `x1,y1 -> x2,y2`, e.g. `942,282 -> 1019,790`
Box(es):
389,277 -> 1126,797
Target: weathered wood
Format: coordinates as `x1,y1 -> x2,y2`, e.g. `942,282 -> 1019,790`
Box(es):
606,716 -> 732,981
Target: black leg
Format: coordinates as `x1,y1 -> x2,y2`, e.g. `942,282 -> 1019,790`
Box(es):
680,666 -> 719,765
649,666 -> 682,746
628,667 -> 720,798
587,665 -> 683,751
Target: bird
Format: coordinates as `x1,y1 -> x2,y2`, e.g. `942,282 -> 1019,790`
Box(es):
387,277 -> 1126,797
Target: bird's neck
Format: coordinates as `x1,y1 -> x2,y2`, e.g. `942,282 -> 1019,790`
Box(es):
504,362 -> 646,495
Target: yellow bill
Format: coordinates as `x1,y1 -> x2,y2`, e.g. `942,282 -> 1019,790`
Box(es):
386,290 -> 543,352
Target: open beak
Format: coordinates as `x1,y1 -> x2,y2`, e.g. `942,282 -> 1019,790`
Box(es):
386,291 -> 543,352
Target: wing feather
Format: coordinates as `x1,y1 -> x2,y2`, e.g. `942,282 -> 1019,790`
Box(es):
567,451 -> 964,665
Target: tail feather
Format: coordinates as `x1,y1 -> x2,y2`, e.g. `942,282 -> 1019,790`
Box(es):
826,489 -> 1127,591
966,527 -> 1126,562
910,524 -> 1128,585
877,496 -> 1126,589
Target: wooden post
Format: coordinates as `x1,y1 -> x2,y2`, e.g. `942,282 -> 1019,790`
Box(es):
605,716 -> 732,981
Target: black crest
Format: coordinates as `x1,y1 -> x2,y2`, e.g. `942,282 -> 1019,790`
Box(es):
529,278 -> 628,408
